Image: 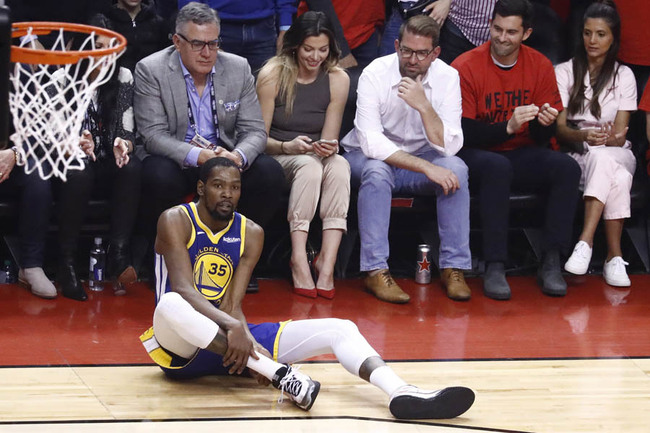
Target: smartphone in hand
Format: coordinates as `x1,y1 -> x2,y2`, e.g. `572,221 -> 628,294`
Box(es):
315,139 -> 338,146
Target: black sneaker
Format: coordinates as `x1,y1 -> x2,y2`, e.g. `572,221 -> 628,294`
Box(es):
272,365 -> 320,411
389,385 -> 475,419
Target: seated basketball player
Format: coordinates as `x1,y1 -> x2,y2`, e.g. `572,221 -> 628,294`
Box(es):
140,157 -> 475,419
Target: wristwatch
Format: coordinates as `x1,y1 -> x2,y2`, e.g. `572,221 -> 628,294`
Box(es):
11,146 -> 25,165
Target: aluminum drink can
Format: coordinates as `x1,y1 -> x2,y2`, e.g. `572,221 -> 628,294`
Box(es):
415,244 -> 431,284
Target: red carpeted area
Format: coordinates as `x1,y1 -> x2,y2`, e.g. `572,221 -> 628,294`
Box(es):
1,274 -> 649,366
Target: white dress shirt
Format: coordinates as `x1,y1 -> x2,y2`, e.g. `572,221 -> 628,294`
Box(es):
342,53 -> 464,161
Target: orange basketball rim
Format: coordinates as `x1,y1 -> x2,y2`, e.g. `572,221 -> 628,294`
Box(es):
11,21 -> 127,65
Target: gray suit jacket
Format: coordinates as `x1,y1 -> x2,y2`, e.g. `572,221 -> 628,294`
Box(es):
134,46 -> 266,167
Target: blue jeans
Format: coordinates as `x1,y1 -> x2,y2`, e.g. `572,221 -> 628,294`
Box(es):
219,16 -> 277,75
344,149 -> 471,272
379,5 -> 404,57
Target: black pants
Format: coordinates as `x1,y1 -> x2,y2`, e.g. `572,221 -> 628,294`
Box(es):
438,19 -> 477,65
57,156 -> 142,261
0,167 -> 52,268
0,156 -> 141,268
458,146 -> 581,263
140,154 -> 285,239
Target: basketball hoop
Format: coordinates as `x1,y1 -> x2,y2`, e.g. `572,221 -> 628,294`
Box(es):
9,22 -> 127,180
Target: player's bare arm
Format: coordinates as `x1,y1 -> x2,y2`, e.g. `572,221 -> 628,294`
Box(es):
219,219 -> 265,345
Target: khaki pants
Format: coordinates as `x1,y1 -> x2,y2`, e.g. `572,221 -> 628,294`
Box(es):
272,153 -> 350,232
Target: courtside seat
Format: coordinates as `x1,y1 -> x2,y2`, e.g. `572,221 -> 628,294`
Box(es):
335,178 -> 650,278
0,198 -> 112,231
0,197 -> 113,271
335,190 -> 551,279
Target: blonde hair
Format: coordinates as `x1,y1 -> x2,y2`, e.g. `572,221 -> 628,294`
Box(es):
258,11 -> 342,116
260,55 -> 340,116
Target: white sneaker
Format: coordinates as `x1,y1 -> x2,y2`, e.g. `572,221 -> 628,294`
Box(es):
603,257 -> 631,287
389,385 -> 475,419
273,365 -> 320,411
564,241 -> 592,275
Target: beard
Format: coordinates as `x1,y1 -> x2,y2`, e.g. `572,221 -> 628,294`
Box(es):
399,62 -> 422,80
208,204 -> 234,222
491,41 -> 517,59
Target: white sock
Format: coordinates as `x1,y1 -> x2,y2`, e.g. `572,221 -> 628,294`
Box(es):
369,366 -> 407,396
247,352 -> 284,380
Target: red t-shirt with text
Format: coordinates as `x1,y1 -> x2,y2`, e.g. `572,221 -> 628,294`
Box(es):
452,42 -> 563,151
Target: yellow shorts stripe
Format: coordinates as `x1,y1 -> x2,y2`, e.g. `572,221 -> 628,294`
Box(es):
139,326 -> 196,369
272,320 -> 291,362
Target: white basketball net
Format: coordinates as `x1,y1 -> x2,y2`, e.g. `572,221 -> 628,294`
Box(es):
9,26 -> 124,180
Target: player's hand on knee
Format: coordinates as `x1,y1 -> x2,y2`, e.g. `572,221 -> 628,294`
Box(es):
223,323 -> 254,375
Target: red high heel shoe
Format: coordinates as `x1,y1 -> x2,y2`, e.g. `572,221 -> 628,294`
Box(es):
312,253 -> 335,300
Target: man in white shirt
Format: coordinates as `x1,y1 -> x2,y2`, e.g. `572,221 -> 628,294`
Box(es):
342,15 -> 472,304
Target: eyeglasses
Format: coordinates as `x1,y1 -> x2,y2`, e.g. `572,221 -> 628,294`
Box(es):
398,46 -> 433,61
177,33 -> 221,51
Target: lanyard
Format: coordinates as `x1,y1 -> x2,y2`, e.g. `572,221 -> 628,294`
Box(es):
187,74 -> 220,142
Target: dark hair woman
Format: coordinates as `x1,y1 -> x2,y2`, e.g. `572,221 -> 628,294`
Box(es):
555,1 -> 637,287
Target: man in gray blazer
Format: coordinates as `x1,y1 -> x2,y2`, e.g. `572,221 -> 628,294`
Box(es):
134,2 -> 285,278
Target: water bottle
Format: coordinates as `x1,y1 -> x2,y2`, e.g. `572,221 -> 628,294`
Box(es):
0,260 -> 16,284
89,237 -> 106,291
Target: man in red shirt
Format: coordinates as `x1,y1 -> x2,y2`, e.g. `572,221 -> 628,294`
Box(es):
452,0 -> 581,300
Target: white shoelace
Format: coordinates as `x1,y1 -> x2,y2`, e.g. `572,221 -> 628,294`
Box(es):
607,257 -> 629,274
277,365 -> 303,404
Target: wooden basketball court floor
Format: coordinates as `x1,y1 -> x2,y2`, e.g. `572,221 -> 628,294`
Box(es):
1,273 -> 649,433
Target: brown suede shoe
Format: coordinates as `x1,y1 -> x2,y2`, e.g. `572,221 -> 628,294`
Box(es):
441,268 -> 471,301
364,270 -> 410,304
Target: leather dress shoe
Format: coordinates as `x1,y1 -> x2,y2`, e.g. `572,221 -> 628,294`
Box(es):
19,267 -> 57,299
441,268 -> 471,301
108,243 -> 137,296
113,266 -> 137,296
58,263 -> 87,301
364,270 -> 410,304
